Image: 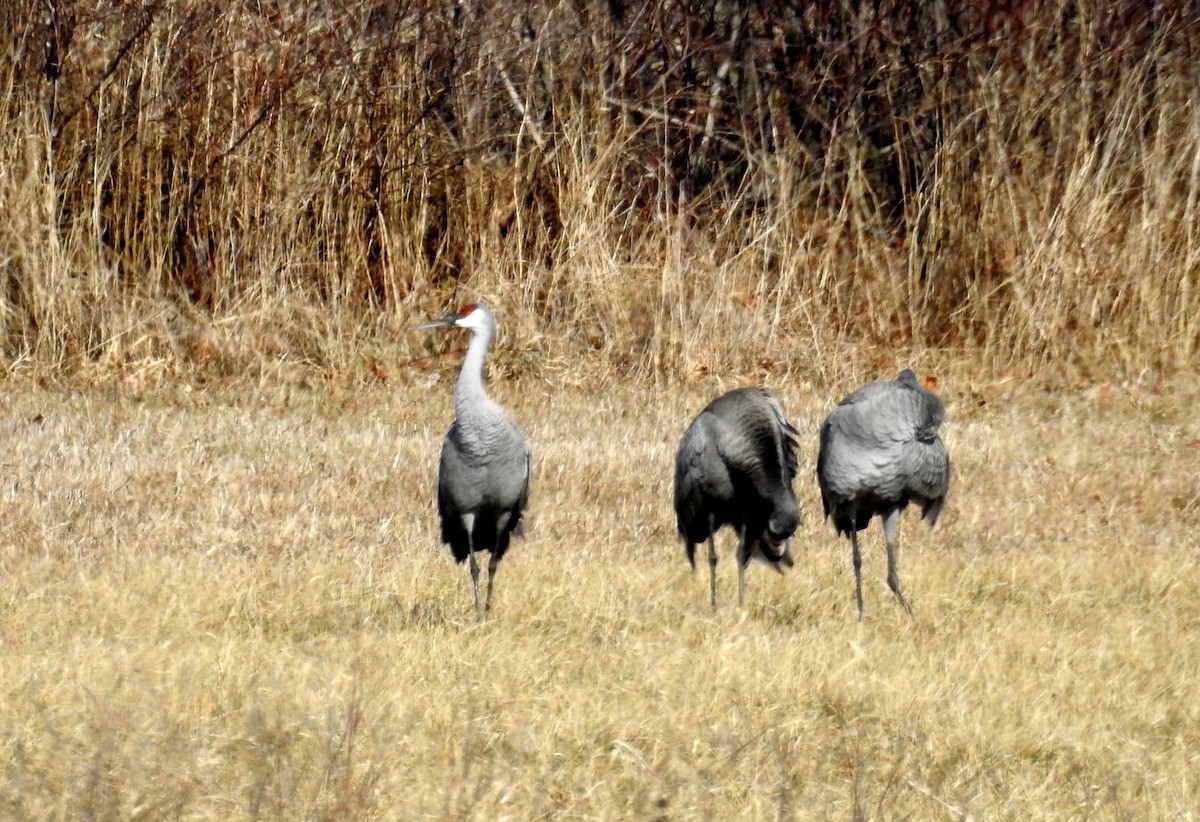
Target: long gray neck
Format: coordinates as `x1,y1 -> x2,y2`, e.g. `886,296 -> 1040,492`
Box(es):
454,324 -> 496,417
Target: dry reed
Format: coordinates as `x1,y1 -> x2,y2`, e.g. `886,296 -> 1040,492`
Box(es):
1,1 -> 1197,383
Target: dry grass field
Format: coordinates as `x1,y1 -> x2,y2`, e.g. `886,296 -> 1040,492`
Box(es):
1,366 -> 1197,819
3,3 -> 1200,818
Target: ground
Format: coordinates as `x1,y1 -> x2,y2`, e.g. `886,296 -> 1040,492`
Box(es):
0,370 -> 1197,819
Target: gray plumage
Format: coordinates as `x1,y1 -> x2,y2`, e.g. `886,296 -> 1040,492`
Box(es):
817,369 -> 950,618
674,387 -> 803,607
419,302 -> 531,614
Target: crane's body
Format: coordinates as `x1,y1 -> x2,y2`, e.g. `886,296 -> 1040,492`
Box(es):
420,302 -> 531,613
817,369 -> 950,617
674,387 -> 802,607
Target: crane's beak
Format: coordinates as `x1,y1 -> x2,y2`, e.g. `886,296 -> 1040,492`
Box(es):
417,312 -> 460,330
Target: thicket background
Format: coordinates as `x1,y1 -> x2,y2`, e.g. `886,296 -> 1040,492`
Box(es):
2,0 -> 1198,382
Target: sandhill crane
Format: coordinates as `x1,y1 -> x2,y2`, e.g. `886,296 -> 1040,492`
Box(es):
817,369 -> 950,618
674,387 -> 802,607
419,302 -> 531,614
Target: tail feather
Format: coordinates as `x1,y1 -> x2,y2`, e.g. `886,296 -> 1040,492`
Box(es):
921,495 -> 945,526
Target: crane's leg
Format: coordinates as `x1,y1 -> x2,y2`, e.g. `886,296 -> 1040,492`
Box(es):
882,508 -> 913,616
849,525 -> 865,619
707,535 -> 719,609
485,551 -> 500,613
736,525 -> 750,607
461,514 -> 483,614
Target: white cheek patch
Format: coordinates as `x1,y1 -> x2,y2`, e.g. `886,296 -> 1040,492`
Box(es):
457,310 -> 487,331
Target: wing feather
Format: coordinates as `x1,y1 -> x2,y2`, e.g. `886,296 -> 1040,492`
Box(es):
818,372 -> 950,530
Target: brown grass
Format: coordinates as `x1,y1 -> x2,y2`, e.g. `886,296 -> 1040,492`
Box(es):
1,370 -> 1197,818
3,6 -> 1199,813
2,2 -> 1199,383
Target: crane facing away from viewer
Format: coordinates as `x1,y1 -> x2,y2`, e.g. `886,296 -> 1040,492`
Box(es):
674,387 -> 802,607
817,369 -> 950,618
419,302 -> 531,614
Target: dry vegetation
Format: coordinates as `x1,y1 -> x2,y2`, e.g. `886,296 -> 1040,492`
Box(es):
1,373 -> 1198,819
2,0 -> 1200,818
2,0 -> 1199,381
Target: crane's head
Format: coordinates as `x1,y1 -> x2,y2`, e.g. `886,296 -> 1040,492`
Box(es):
418,302 -> 495,334
746,498 -> 800,572
752,532 -> 795,572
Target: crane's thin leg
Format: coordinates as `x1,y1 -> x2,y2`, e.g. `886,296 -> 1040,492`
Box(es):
883,508 -> 913,616
707,535 -> 719,609
485,551 -> 500,613
849,527 -> 865,619
462,514 -> 483,614
737,525 -> 750,607
467,550 -> 483,613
